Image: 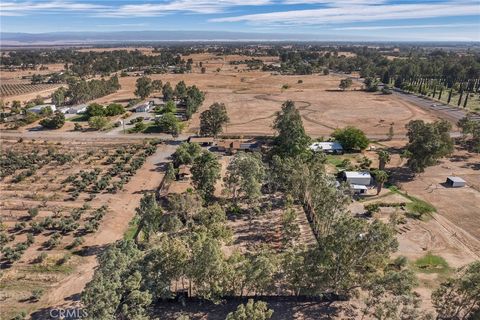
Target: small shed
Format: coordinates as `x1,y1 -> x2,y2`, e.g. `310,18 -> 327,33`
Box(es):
342,171 -> 372,186
445,176 -> 466,188
177,165 -> 191,180
351,184 -> 368,195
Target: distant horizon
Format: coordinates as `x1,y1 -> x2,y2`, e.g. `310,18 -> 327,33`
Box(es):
2,30 -> 480,47
1,1 -> 479,42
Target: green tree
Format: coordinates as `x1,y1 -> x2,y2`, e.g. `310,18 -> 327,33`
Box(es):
165,163 -> 176,182
432,261 -> 480,320
372,169 -> 389,195
377,150 -> 391,170
458,115 -> 480,152
82,240 -> 149,320
155,113 -> 182,137
142,235 -> 189,299
191,151 -> 221,200
105,103 -> 125,116
133,193 -> 161,243
331,126 -> 369,151
223,152 -> 265,204
404,120 -> 454,173
162,82 -> 174,101
51,87 -> 67,107
188,233 -> 227,301
226,299 -> 274,320
86,103 -> 105,118
171,142 -> 202,167
163,100 -> 177,114
135,76 -> 152,100
152,80 -> 163,92
199,103 -> 229,137
272,100 -> 311,157
88,116 -> 109,130
339,78 -> 353,91
39,111 -> 65,129
174,80 -> 187,99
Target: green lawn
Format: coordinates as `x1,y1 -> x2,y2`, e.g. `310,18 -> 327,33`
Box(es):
414,253 -> 450,274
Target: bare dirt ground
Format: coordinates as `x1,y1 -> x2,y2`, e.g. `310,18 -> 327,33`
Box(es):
92,60 -> 439,138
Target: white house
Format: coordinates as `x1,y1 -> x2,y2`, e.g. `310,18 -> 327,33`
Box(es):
66,104 -> 87,114
310,141 -> 344,154
135,101 -> 153,113
28,104 -> 56,114
342,171 -> 372,186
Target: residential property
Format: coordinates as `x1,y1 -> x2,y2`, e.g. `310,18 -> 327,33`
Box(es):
342,171 -> 372,186
27,104 -> 56,114
135,101 -> 153,113
309,141 -> 343,154
188,136 -> 214,146
66,104 -> 87,114
445,176 -> 466,188
215,140 -> 261,154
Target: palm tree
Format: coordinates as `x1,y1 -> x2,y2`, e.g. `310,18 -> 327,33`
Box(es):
377,150 -> 391,170
373,170 -> 389,195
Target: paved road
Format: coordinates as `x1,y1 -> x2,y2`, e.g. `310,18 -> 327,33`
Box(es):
333,71 -> 479,124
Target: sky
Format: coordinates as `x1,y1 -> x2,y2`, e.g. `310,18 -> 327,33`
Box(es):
1,0 -> 479,41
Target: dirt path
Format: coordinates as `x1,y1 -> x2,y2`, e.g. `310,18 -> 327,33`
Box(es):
38,144 -> 176,310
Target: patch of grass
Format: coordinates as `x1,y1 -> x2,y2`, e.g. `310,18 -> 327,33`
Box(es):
27,263 -> 74,274
67,114 -> 89,122
388,186 -> 436,220
124,218 -> 138,240
325,155 -> 344,167
414,253 -> 450,274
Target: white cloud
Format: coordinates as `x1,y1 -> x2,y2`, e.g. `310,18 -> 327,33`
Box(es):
0,1 -> 108,16
212,1 -> 480,25
334,23 -> 479,30
96,0 -> 273,17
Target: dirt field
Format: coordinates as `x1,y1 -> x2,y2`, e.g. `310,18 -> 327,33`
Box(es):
91,60 -> 439,138
0,138 -> 168,319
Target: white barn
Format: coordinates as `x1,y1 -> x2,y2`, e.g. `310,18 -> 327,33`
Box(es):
342,171 -> 372,186
310,141 -> 343,154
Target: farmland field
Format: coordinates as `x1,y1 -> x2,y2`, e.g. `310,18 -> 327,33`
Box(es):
0,82 -> 62,98
0,137 -> 166,319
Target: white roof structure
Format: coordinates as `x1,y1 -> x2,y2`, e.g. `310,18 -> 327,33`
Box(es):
309,141 -> 343,152
344,171 -> 371,179
447,176 -> 466,183
351,184 -> 368,190
28,104 -> 56,113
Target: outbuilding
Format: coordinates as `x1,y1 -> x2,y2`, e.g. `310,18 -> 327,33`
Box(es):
66,104 -> 87,114
28,104 -> 56,114
445,176 -> 466,188
310,141 -> 344,154
351,184 -> 368,195
342,171 -> 372,186
135,101 -> 153,113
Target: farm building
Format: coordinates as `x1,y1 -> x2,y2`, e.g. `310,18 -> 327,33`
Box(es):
28,104 -> 56,114
342,171 -> 372,186
135,101 -> 153,113
66,104 -> 87,114
188,137 -> 214,146
310,141 -> 344,154
177,165 -> 191,181
351,184 -> 368,195
445,176 -> 466,188
215,140 -> 261,154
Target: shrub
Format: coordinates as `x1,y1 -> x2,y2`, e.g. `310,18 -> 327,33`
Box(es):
30,289 -> 44,301
28,207 -> 39,219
